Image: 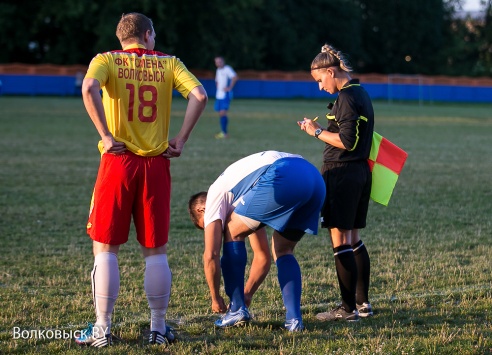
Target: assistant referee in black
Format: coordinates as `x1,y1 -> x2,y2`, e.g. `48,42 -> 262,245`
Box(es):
298,43 -> 374,322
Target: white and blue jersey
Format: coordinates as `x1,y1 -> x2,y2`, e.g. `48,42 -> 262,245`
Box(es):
215,64 -> 236,100
204,151 -> 326,235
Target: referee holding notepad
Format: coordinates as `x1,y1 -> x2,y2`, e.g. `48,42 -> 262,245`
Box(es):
298,43 -> 374,322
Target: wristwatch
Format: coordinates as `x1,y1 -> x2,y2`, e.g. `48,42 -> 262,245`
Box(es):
314,128 -> 323,139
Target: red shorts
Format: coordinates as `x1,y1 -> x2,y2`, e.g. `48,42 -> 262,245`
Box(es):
87,152 -> 171,248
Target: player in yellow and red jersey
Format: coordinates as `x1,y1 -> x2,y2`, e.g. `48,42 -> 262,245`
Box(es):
75,13 -> 207,348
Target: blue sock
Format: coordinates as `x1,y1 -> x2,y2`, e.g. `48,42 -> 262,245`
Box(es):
221,241 -> 246,311
276,254 -> 302,320
220,115 -> 228,134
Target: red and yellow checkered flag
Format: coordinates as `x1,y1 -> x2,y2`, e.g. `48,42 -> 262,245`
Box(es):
368,132 -> 408,206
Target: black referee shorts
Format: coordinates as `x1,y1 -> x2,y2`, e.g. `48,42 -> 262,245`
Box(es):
320,160 -> 371,230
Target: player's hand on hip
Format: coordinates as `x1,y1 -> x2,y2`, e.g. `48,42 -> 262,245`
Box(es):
162,137 -> 185,159
102,135 -> 126,155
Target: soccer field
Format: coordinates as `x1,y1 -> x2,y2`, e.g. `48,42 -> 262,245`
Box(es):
0,96 -> 491,354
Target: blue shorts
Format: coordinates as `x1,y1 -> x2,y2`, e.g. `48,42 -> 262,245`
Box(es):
234,158 -> 325,236
214,97 -> 231,112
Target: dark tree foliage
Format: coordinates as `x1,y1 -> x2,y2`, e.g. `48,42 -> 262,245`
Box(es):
357,0 -> 449,74
0,0 -> 489,76
475,0 -> 492,75
256,0 -> 362,71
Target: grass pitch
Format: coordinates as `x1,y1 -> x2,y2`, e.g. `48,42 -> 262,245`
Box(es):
0,96 -> 491,354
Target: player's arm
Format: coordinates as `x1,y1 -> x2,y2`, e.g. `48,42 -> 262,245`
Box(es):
81,77 -> 126,154
226,75 -> 238,92
203,219 -> 227,313
244,227 -> 271,307
180,85 -> 208,141
163,85 -> 208,158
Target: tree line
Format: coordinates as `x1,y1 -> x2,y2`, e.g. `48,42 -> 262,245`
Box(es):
0,0 -> 491,76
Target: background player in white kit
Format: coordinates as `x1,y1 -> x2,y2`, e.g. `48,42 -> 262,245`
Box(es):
213,56 -> 238,139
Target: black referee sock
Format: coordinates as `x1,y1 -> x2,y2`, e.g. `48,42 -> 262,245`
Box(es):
353,240 -> 371,305
333,245 -> 357,312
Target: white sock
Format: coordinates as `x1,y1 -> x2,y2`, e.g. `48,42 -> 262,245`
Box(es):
144,254 -> 172,334
92,252 -> 119,336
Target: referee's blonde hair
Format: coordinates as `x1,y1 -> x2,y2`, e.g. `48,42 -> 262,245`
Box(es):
311,44 -> 353,73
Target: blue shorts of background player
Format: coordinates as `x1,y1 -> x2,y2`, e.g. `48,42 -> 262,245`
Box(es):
214,97 -> 231,112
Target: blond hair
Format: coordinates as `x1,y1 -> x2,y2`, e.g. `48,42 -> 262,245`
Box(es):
311,44 -> 353,72
116,13 -> 153,44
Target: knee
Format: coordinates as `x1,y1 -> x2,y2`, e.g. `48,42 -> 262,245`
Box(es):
272,246 -> 294,262
93,241 -> 119,256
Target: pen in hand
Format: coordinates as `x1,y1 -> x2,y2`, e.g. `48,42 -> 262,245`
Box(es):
297,116 -> 319,125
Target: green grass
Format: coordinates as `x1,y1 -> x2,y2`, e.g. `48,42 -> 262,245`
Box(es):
0,96 -> 491,354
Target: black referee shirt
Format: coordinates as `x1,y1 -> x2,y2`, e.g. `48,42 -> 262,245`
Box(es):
323,79 -> 374,163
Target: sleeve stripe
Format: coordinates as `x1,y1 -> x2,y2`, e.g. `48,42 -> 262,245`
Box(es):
347,115 -> 367,152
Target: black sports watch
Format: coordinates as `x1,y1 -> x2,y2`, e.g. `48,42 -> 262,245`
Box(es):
314,128 -> 323,139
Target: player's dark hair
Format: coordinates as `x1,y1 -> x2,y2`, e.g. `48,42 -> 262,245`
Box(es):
188,191 -> 208,229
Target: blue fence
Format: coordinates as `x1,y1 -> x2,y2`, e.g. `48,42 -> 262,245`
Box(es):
0,74 -> 81,96
0,74 -> 491,103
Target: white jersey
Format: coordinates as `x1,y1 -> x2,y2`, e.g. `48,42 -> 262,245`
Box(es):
204,151 -> 302,229
215,65 -> 237,99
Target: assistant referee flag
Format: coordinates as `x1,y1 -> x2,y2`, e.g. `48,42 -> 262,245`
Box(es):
368,132 -> 408,206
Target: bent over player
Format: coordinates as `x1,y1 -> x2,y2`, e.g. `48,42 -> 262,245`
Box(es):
188,151 -> 325,331
76,13 -> 207,347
